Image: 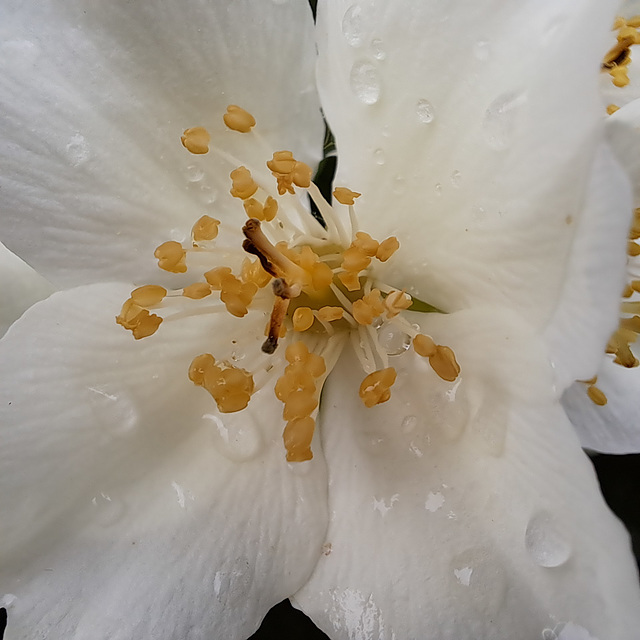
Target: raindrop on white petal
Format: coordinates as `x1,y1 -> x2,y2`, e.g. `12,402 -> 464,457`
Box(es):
483,91 -> 526,151
377,322 -> 411,355
451,547 -> 507,614
202,413 -> 263,462
453,566 -> 473,586
373,148 -> 385,165
473,39 -> 491,61
370,37 -> 386,60
342,5 -> 365,47
1,594 -> 17,609
66,134 -> 90,167
416,99 -> 435,124
425,491 -> 445,512
451,170 -> 462,187
350,61 -> 381,105
525,511 -> 572,567
434,183 -> 442,196
401,414 -> 418,433
186,165 -> 205,183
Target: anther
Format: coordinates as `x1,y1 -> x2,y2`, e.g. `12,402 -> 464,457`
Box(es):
130,285 -> 167,307
359,368 -> 397,407
191,215 -> 220,243
223,105 -> 256,133
230,166 -> 259,200
333,187 -> 361,205
181,127 -> 210,155
154,241 -> 187,273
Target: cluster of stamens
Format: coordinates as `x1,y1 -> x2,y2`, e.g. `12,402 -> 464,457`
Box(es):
603,15 -> 640,90
116,104 -> 461,460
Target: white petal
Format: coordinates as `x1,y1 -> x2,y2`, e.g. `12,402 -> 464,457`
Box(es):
317,0 -> 625,331
542,144 -> 631,392
0,0 -> 322,287
294,308 -> 640,640
607,98 -> 640,184
0,241 -> 54,337
563,353 -> 640,453
0,284 -> 328,639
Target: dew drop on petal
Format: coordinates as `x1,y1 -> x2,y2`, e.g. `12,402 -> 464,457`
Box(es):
451,170 -> 462,187
425,491 -> 445,512
453,566 -> 473,586
473,39 -> 491,61
434,183 -> 442,196
342,4 -> 365,47
202,413 -> 263,462
186,165 -> 205,183
66,134 -> 90,167
373,148 -> 385,165
350,61 -> 381,105
370,37 -> 386,60
401,414 -> 418,433
416,98 -> 435,124
483,91 -> 526,151
525,511 -> 572,567
377,322 -> 411,355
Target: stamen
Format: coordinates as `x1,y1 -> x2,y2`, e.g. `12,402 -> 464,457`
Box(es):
384,289 -> 412,318
130,285 -> 167,307
230,166 -> 259,200
587,385 -> 608,406
223,105 -> 256,133
182,283 -> 213,299
154,241 -> 187,273
181,127 -> 210,155
333,187 -> 361,205
267,151 -> 312,195
413,333 -> 461,381
243,196 -> 278,222
191,215 -> 220,244
376,236 -> 400,262
359,368 -> 397,407
116,298 -> 163,339
293,307 -> 315,332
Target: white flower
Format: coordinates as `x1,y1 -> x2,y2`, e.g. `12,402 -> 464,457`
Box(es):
1,1 -> 639,640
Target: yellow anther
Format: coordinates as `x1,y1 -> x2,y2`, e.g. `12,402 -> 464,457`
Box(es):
116,298 -> 163,340
310,262 -> 333,291
376,237 -> 400,262
275,369 -> 315,401
223,105 -> 256,133
352,290 -> 384,325
581,375 -> 598,385
632,280 -> 640,293
293,307 -> 315,331
618,25 -> 640,44
359,367 -> 397,407
384,290 -> 412,318
353,232 -> 379,257
333,187 -> 361,205
628,241 -> 640,256
611,65 -> 630,87
182,282 -> 212,299
342,247 -> 371,272
267,150 -> 312,195
338,270 -> 361,292
263,196 -> 279,222
188,353 -> 216,386
620,315 -> 640,333
241,258 -> 271,288
623,284 -> 634,298
283,390 -> 318,421
130,285 -> 167,307
317,306 -> 344,322
220,278 -> 258,317
627,16 -> 640,28
230,166 -> 259,200
286,341 -> 312,364
191,215 -> 220,243
306,352 -> 327,378
243,198 -> 265,220
204,266 -> 233,289
283,416 -> 315,462
587,385 -> 608,406
413,333 -> 437,357
430,345 -> 461,382
181,127 -> 210,155
607,104 -> 621,115
154,241 -> 187,273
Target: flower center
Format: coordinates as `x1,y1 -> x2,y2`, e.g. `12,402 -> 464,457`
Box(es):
116,105 -> 460,461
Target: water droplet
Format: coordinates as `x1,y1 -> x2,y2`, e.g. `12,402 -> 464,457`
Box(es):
453,566 -> 473,586
425,491 -> 445,513
342,5 -> 365,47
482,91 -> 526,151
87,387 -> 139,438
202,412 -> 263,462
473,39 -> 491,61
525,511 -> 572,567
377,322 -> 411,355
434,183 -> 442,196
416,99 -> 435,124
186,165 -> 205,182
1,594 -> 17,609
401,414 -> 418,433
451,170 -> 462,187
66,134 -> 90,167
350,61 -> 381,105
370,37 -> 386,60
373,148 -> 385,165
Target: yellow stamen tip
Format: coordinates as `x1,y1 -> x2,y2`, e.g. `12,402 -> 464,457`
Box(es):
230,166 -> 259,200
154,241 -> 187,273
359,368 -> 397,407
130,285 -> 167,307
587,385 -> 608,406
333,187 -> 361,205
181,127 -> 210,155
223,105 -> 256,133
293,307 -> 315,332
191,215 -> 220,243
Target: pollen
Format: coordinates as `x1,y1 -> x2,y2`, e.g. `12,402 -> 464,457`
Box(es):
189,354 -> 255,413
154,241 -> 187,273
293,307 -> 315,331
223,105 -> 256,133
267,150 -> 312,195
359,368 -> 397,407
230,166 -> 259,200
181,126 -> 210,155
333,187 -> 361,205
191,215 -> 220,243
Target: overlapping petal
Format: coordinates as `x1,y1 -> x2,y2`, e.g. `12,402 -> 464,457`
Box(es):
295,308 -> 640,640
0,0 -> 323,288
0,284 -> 328,639
316,0 -> 628,344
